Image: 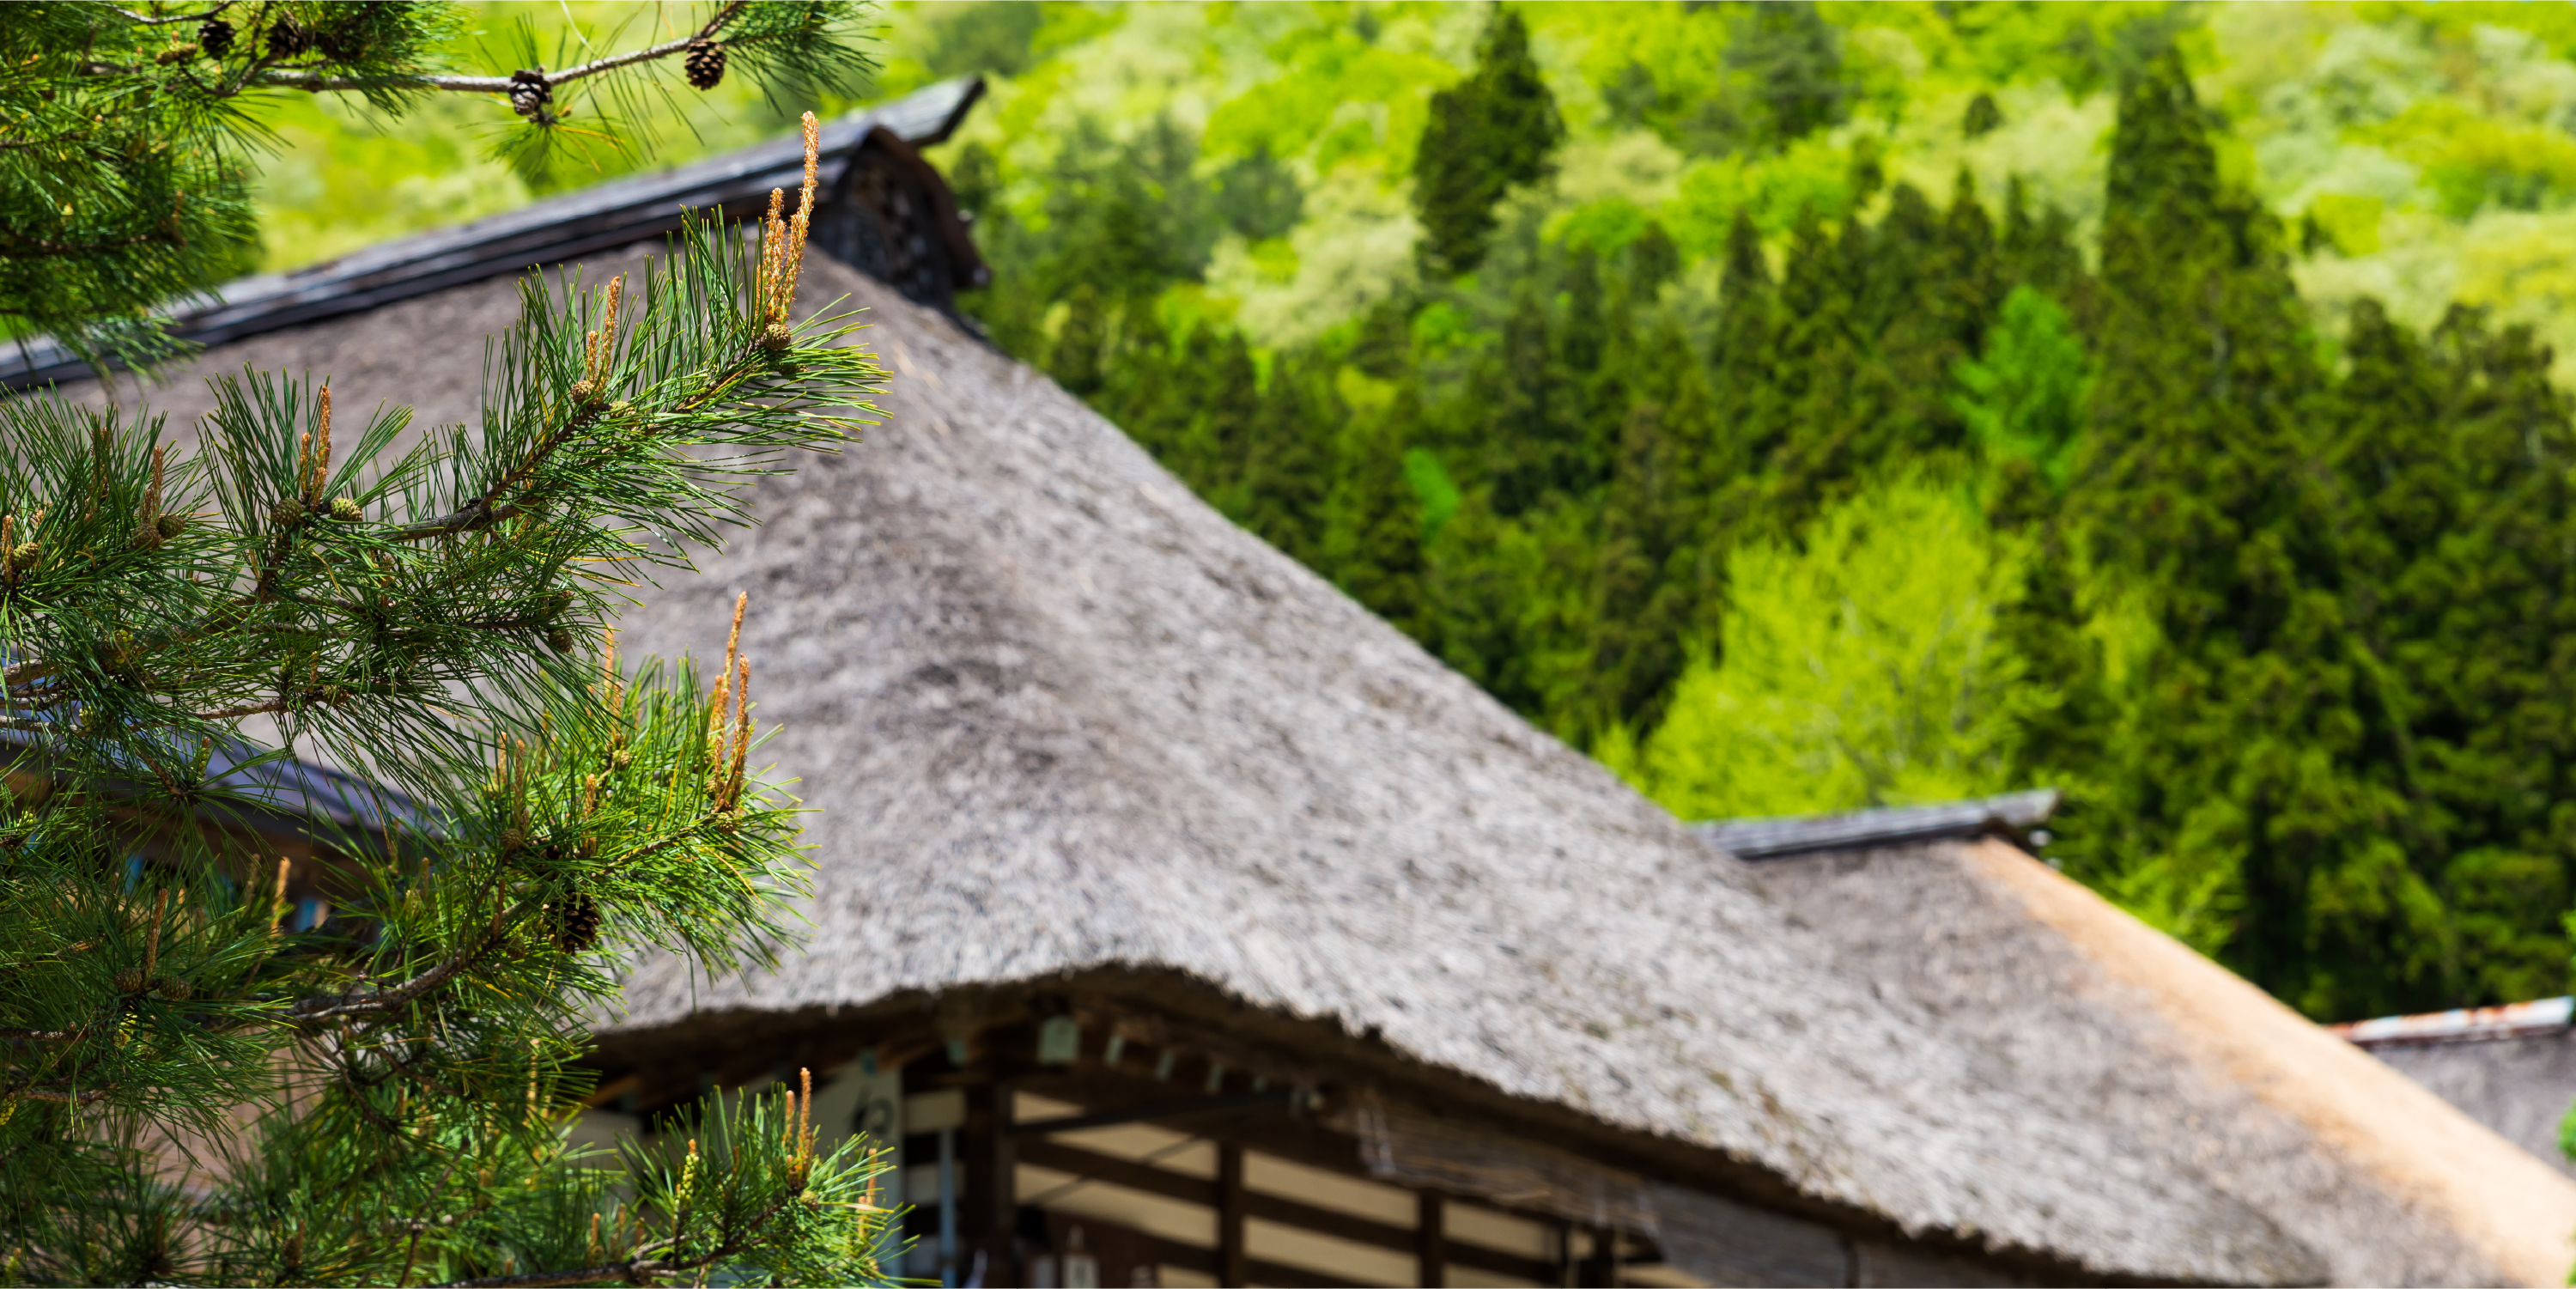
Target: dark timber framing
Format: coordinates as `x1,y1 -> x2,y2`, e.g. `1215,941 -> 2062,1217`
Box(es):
584,976 -> 2132,1288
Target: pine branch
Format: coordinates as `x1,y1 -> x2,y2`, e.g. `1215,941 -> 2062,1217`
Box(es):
243,7 -> 741,98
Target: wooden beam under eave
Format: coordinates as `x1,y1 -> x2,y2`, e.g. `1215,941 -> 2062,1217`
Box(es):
1218,1142 -> 1248,1287
1416,1189 -> 1446,1288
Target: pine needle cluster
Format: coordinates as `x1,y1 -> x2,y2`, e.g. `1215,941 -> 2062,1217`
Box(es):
0,115 -> 897,1286
1,2 -> 876,373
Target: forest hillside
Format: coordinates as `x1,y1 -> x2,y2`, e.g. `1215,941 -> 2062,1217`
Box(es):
251,1 -> 2576,1025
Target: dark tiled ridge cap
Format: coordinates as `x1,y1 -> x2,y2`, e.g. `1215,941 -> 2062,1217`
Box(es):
1690,788 -> 2061,860
2,76 -> 984,390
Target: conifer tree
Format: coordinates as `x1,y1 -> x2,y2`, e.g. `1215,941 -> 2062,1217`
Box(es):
1722,0 -> 1846,143
0,112 -> 900,1287
1582,319 -> 1722,735
2055,48 -> 2360,1009
2322,303 -> 2576,1007
3,1 -> 873,373
1237,353 -> 1339,567
1708,210 -> 1778,477
1321,394 -> 1428,633
1411,6 -> 1563,277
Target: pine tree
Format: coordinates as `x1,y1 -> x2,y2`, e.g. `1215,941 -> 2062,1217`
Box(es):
1238,353 -> 1340,566
2057,49 -> 2356,1010
0,120 -> 898,1284
1411,6 -> 1564,277
2,2 -> 874,370
1708,210 -> 1777,481
1321,393 -> 1428,632
1759,204 -> 1874,533
2324,303 -> 2576,1008
1723,0 -> 1846,143
1484,288 -> 1585,516
1582,320 -> 1723,735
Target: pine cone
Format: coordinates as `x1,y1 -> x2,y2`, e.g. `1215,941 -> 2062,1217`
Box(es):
267,17 -> 310,59
199,17 -> 234,58
684,39 -> 726,91
550,895 -> 603,952
269,496 -> 305,527
5,541 -> 39,574
131,522 -> 161,550
113,969 -> 144,994
509,69 -> 552,119
330,497 -> 361,521
156,513 -> 187,539
544,626 -> 577,654
156,976 -> 191,1002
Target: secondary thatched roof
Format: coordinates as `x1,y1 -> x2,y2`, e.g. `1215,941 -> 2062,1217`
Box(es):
2332,998 -> 2576,1180
1741,824 -> 2576,1286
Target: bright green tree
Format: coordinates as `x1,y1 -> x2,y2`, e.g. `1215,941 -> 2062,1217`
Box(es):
0,111 -> 902,1289
1612,477 -> 2039,819
1953,286 -> 2091,487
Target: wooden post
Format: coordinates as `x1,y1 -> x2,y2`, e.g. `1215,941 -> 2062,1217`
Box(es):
1415,1189 -> 1447,1288
1553,1219 -> 1575,1288
1580,1225 -> 1619,1288
957,1068 -> 1016,1289
982,1077 -> 1018,1289
1217,1142 -> 1248,1287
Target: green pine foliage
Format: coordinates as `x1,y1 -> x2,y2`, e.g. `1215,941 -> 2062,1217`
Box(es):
3,5 -> 898,1275
0,194 -> 902,1286
1413,6 -> 1563,277
2,1 -> 874,372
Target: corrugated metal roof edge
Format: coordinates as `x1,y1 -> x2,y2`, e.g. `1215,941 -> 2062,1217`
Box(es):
2328,995 -> 2575,1049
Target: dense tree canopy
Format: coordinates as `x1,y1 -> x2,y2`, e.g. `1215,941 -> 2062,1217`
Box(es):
945,5 -> 2576,1021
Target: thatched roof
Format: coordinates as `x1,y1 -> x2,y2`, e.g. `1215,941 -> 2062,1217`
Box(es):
37,116 -> 2576,1280
2333,999 -> 2576,1180
1743,824 -> 2576,1286
53,248 -> 2330,1283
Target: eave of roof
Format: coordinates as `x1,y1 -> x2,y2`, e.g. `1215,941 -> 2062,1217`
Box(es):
0,76 -> 984,390
1690,787 -> 2059,860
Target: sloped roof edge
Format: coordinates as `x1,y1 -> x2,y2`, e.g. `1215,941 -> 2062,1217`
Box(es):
1692,787 -> 2060,860
0,76 -> 985,390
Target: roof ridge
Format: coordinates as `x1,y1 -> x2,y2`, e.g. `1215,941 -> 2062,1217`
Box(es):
1691,787 -> 2060,860
1,76 -> 985,389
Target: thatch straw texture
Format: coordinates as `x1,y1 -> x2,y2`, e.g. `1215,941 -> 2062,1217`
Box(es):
1755,835 -> 2576,1286
579,259 -> 2318,1284
52,248 -> 2528,1285
2371,1031 -> 2576,1179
